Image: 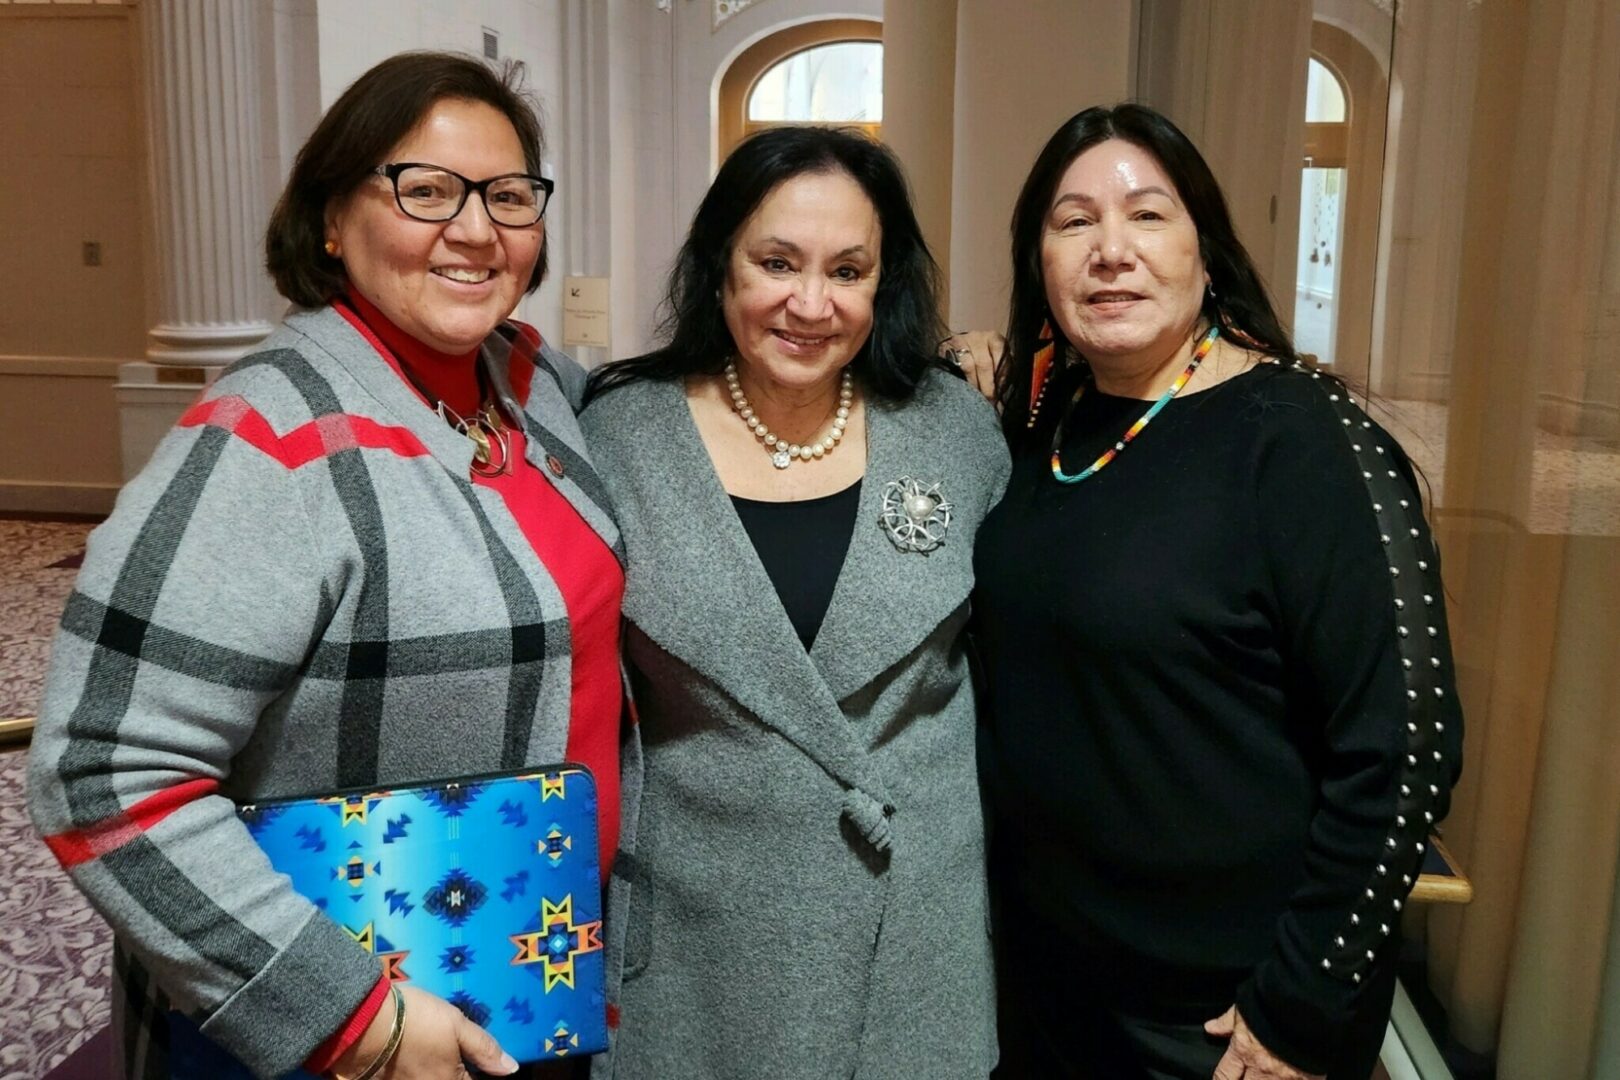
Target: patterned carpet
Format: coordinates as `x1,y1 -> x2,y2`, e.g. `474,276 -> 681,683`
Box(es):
1,519 -> 95,721
1,519 -> 112,1078
0,748 -> 113,1079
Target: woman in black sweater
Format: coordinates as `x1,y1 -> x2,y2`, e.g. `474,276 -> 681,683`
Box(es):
967,105 -> 1464,1079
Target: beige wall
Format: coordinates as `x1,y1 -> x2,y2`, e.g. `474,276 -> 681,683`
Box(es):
0,7 -> 144,359
0,5 -> 142,512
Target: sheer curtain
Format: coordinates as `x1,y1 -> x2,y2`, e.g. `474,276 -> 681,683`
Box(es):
1380,2 -> 1620,1077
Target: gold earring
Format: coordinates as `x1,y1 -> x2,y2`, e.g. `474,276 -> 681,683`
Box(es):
324,239 -> 339,257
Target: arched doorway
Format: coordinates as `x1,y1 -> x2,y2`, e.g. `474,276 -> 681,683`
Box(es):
716,19 -> 882,162
1294,55 -> 1350,365
1293,20 -> 1390,386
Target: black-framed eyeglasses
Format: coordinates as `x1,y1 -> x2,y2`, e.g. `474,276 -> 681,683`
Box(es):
373,163 -> 553,227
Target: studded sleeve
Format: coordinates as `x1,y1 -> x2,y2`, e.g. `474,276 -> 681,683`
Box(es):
1233,375 -> 1464,1074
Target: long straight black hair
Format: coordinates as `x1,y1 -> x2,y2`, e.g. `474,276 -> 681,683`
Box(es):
999,103 -> 1301,447
586,126 -> 945,404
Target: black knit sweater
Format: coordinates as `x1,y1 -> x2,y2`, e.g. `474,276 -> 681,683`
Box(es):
973,363 -> 1464,1073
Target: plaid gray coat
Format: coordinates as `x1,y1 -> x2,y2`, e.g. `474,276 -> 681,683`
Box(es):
26,306 -> 628,1079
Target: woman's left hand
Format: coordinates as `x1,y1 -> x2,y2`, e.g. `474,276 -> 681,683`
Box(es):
938,330 -> 1005,403
1204,1006 -> 1324,1080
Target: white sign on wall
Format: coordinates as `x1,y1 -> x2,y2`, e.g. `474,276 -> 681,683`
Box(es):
562,276 -> 610,348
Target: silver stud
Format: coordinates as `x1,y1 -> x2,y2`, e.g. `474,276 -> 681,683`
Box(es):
1393,898 -> 1403,911
1366,888 -> 1376,900
1433,750 -> 1443,762
1424,594 -> 1434,605
1351,913 -> 1361,926
1401,785 -> 1411,797
1400,499 -> 1410,509
1402,659 -> 1413,670
1381,924 -> 1391,936
1330,393 -> 1341,402
1388,469 -> 1399,479
1386,837 -> 1398,849
1417,841 -> 1426,853
1399,626 -> 1410,638
1429,784 -> 1439,796
1367,949 -> 1377,961
1376,446 -> 1386,455
1343,418 -> 1353,427
1410,528 -> 1420,538
1407,722 -> 1418,734
1395,598 -> 1405,609
1377,863 -> 1388,875
1435,721 -> 1445,733
1364,471 -> 1374,480
1434,687 -> 1445,698
1418,560 -> 1429,570
1407,689 -> 1417,701
1427,626 -> 1438,637
1373,502 -> 1384,513
1381,534 -> 1392,545
1390,566 -> 1400,577
1322,958 -> 1332,970
1424,811 -> 1434,823
1403,875 -> 1413,886
1353,972 -> 1363,984
1430,657 -> 1441,669
1354,443 -> 1364,452
1335,935 -> 1346,949
1407,754 -> 1418,767
1363,420 -> 1373,429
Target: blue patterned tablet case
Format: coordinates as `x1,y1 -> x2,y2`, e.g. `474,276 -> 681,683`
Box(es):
166,765 -> 606,1077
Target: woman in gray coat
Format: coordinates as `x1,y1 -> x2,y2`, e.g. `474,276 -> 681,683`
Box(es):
581,127 -> 1009,1079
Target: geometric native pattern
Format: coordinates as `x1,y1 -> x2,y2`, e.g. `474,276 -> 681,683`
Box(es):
168,765 -> 605,1070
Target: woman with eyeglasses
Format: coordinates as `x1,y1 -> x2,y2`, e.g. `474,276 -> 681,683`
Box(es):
28,53 -> 621,1080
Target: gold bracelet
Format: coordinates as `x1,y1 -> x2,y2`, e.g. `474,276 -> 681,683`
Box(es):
337,984 -> 406,1080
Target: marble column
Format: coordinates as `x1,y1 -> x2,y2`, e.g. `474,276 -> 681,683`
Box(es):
141,0 -> 274,365
119,0 -> 276,477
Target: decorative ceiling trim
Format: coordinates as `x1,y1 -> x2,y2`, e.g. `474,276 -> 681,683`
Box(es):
715,0 -> 766,32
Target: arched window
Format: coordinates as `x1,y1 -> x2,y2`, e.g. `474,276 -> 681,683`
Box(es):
1294,56 -> 1352,365
717,19 -> 882,161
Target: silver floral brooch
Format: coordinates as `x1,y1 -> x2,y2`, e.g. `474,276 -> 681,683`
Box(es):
879,477 -> 952,554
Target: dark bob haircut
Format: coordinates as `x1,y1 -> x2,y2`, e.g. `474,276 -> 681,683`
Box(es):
587,126 -> 945,403
998,103 -> 1299,445
266,51 -> 547,308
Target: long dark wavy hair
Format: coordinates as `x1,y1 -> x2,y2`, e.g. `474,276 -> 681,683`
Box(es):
998,103 -> 1301,447
586,126 -> 945,403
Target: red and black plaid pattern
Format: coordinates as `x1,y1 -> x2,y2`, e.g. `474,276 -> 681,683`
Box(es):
28,307 -> 620,1079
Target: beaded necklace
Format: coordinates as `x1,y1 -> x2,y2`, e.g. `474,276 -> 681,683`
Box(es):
1049,324 -> 1220,484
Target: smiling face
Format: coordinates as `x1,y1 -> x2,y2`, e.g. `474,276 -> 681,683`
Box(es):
722,169 -> 881,397
326,98 -> 543,355
1040,138 -> 1208,370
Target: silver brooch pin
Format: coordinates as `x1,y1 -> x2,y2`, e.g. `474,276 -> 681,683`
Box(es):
880,477 -> 952,554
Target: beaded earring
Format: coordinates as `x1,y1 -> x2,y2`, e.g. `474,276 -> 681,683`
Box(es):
1026,320 -> 1057,429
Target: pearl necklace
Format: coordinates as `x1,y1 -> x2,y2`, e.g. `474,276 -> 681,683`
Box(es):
725,362 -> 853,469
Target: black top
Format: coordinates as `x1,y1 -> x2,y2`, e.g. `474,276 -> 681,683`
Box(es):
973,363 -> 1463,1073
733,479 -> 862,649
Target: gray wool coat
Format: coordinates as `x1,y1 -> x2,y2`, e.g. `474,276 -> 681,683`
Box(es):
581,369 -> 1011,1080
